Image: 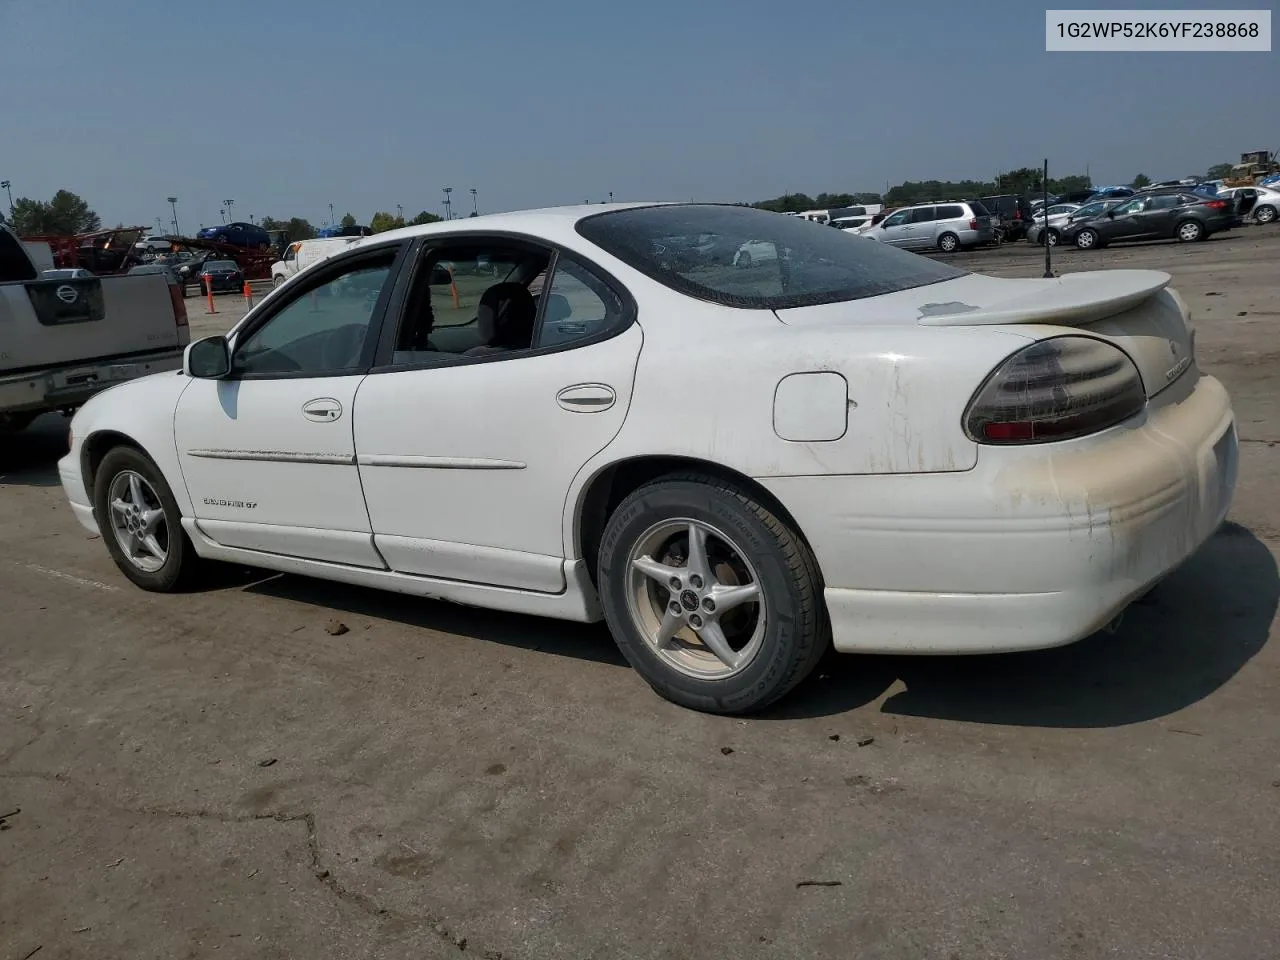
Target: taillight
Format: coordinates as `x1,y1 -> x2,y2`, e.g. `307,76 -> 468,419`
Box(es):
969,218 -> 978,230
1205,200 -> 1227,209
963,336 -> 1146,444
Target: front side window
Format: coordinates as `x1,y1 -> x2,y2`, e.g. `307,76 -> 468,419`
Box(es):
576,204 -> 965,310
1114,199 -> 1146,215
880,211 -> 910,228
233,253 -> 396,376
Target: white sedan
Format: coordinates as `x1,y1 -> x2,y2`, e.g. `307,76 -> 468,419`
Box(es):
58,203 -> 1238,714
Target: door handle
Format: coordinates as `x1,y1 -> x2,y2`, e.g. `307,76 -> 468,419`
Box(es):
556,383 -> 616,412
302,397 -> 343,422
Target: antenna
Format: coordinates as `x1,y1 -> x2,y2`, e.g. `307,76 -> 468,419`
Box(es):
1042,158 -> 1053,279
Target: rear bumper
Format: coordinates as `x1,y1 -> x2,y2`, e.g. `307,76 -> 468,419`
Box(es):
759,373 -> 1237,654
0,349 -> 185,415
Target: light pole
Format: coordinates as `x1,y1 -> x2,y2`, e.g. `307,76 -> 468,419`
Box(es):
0,180 -> 13,220
469,188 -> 478,215
155,217 -> 163,233
167,197 -> 180,236
442,187 -> 453,220
396,203 -> 403,221
219,208 -> 226,224
328,202 -> 335,226
223,199 -> 235,222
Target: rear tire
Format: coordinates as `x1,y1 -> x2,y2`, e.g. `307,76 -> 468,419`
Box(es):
937,232 -> 959,253
597,474 -> 830,715
94,446 -> 201,592
1176,219 -> 1204,242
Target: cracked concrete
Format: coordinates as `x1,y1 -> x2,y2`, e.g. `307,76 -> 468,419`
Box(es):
2,230 -> 1280,959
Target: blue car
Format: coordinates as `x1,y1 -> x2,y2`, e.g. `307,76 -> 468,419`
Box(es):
197,221 -> 272,249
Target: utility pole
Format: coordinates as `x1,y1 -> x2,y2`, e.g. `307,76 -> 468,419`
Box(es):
469,188 -> 478,215
396,203 -> 403,222
224,199 -> 235,222
220,209 -> 226,224
167,197 -> 180,236
328,202 -> 335,226
443,187 -> 453,220
0,180 -> 13,220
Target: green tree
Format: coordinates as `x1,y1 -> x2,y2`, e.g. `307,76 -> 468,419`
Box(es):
340,212 -> 357,228
1205,162 -> 1234,180
369,210 -> 407,233
1048,174 -> 1092,194
408,210 -> 442,226
259,216 -> 315,242
1131,173 -> 1151,188
10,189 -> 101,236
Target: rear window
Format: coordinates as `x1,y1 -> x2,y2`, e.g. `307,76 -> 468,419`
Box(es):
576,204 -> 966,310
968,201 -> 991,217
0,228 -> 38,283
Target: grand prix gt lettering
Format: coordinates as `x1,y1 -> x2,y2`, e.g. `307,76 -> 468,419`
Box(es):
203,497 -> 258,509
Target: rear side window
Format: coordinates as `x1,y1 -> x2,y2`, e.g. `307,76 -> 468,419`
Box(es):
909,207 -> 936,223
1148,195 -> 1181,209
536,254 -> 625,349
935,205 -> 965,220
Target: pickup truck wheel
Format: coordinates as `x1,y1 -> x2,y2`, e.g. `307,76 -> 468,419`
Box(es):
94,446 -> 200,592
597,474 -> 830,715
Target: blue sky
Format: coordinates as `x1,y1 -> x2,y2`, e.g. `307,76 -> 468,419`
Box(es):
1,0 -> 1274,230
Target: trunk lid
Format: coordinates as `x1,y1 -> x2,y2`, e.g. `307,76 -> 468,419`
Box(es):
1,273 -> 185,374
774,269 -> 1194,399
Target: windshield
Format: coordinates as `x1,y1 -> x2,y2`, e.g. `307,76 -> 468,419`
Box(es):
576,204 -> 966,309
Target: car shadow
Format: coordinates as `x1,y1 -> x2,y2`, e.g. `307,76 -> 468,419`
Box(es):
767,523 -> 1277,727
0,414 -> 69,488
241,573 -> 627,667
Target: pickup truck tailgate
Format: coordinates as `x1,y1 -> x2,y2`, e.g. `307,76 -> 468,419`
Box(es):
1,274 -> 186,373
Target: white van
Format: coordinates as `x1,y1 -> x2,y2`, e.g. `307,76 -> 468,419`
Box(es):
270,237 -> 361,286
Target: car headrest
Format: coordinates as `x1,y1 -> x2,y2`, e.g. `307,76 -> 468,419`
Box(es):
476,282 -> 536,348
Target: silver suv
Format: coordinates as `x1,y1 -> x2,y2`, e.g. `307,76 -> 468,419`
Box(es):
861,201 -> 994,252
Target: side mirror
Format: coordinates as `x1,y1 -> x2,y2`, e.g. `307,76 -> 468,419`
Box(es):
185,336 -> 231,379
429,264 -> 454,286
1106,210 -> 1116,218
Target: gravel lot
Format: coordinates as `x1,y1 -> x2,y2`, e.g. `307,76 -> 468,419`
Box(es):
2,227 -> 1278,960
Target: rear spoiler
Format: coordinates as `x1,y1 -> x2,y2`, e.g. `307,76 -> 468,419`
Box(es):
916,269 -> 1171,327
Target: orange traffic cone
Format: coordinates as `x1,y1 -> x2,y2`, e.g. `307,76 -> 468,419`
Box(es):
204,274 -> 217,314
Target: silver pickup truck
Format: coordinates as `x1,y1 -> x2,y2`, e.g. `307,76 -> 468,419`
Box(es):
0,223 -> 190,432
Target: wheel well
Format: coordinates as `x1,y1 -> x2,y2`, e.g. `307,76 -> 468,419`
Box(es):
81,430 -> 146,501
574,456 -> 813,588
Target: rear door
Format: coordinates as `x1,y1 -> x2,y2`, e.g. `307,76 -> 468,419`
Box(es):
902,206 -> 936,249
1133,194 -> 1182,237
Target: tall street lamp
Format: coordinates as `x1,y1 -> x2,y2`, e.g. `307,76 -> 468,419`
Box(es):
442,187 -> 453,220
223,199 -> 235,222
167,197 -> 180,236
469,188 -> 478,215
329,202 -> 335,226
0,180 -> 13,220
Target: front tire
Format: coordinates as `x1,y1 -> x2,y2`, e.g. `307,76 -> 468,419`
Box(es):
1074,228 -> 1099,250
597,474 -> 829,715
94,446 -> 200,592
937,232 -> 959,252
1046,229 -> 1060,246
1254,204 -> 1276,224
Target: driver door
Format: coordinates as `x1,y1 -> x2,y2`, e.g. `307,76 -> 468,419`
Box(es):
1104,197 -> 1148,240
173,241 -> 410,566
